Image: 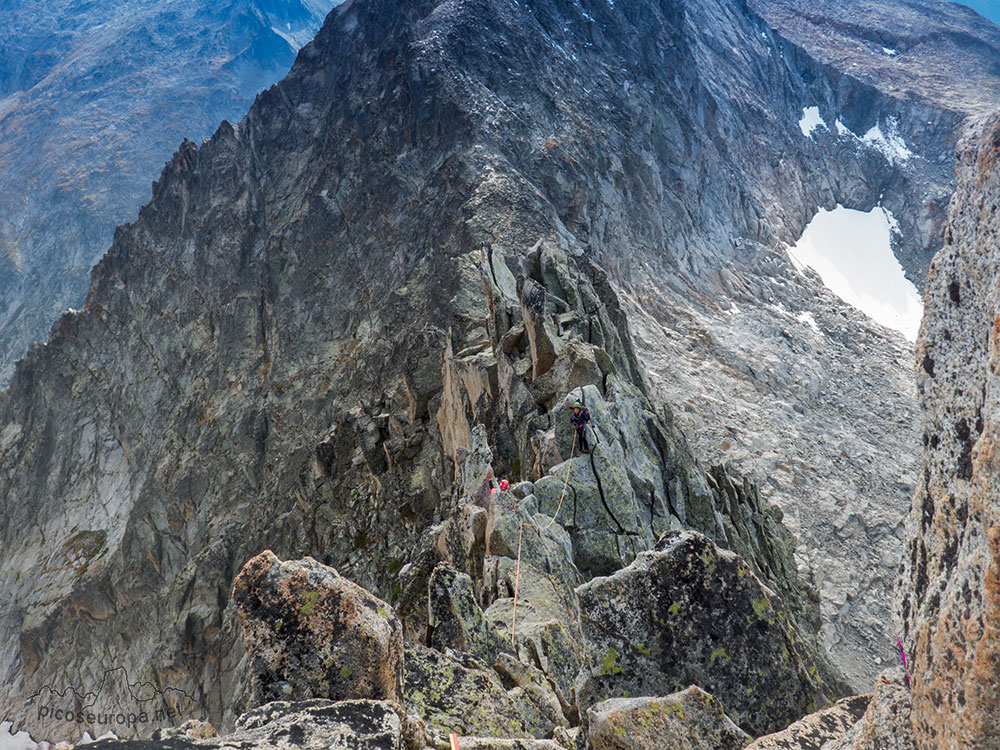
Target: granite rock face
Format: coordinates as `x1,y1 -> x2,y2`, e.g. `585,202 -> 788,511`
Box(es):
428,562 -> 505,663
403,644 -> 560,742
824,669 -> 915,750
897,113 -> 1000,749
585,688 -> 751,750
232,552 -> 404,707
574,530 -> 839,737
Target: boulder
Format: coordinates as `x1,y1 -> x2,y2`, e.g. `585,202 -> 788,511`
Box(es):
574,530 -> 836,737
746,693 -> 870,749
586,687 -> 751,750
429,562 -> 506,662
84,700 -> 407,750
233,551 -> 403,706
493,651 -> 570,731
824,669 -> 915,750
396,503 -> 489,642
403,643 -> 558,741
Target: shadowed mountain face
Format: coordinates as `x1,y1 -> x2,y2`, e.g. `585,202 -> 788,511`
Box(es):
0,0 -> 337,384
0,0 -> 997,738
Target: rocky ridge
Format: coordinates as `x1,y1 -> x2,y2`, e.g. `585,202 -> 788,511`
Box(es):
62,507 -> 842,750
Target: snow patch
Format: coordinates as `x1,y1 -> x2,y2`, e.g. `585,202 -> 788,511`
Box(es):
833,116 -> 914,165
862,118 -> 914,164
787,205 -> 922,341
796,311 -> 822,334
0,723 -> 43,750
799,106 -> 826,138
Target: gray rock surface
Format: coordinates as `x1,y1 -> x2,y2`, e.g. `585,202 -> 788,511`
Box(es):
586,688 -> 751,750
232,551 -> 404,707
627,264 -> 920,689
746,694 -> 870,749
824,669 -> 915,750
575,530 -> 840,737
403,644 -> 558,742
428,563 -> 505,663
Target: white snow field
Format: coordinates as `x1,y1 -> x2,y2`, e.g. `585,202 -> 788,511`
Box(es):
799,106 -> 826,137
0,723 -> 43,750
787,205 -> 923,341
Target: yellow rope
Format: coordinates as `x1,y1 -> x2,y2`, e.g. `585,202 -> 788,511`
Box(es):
511,427 -> 577,644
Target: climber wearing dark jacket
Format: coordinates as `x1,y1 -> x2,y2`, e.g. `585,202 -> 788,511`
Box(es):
569,401 -> 591,456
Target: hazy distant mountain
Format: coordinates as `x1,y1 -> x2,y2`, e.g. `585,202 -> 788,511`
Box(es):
0,0 -> 337,383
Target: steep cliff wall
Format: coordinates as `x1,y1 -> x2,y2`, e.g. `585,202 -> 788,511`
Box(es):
899,113 -> 1000,749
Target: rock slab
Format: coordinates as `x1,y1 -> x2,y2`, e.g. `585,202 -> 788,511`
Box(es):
233,551 -> 403,707
575,530 -> 836,737
746,693 -> 870,749
586,687 -> 750,750
899,113 -> 1000,749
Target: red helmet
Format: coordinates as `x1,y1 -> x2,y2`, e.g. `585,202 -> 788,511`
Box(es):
499,479 -> 510,491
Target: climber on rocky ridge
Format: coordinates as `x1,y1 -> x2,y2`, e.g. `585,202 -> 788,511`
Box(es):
568,400 -> 591,456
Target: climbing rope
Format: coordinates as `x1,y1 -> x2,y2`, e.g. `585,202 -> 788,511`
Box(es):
511,428 -> 577,644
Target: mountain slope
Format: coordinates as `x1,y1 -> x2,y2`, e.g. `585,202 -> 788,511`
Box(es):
0,0 -> 337,384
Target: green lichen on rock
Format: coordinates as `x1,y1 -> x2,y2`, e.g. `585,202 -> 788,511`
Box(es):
429,562 -> 506,663
403,643 -> 557,741
575,531 -> 840,737
586,688 -> 750,750
299,590 -> 320,616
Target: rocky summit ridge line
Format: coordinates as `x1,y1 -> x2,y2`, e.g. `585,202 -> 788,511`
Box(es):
0,0 -> 997,741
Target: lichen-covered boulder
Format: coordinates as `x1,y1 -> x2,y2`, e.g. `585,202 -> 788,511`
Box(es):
233,551 -> 403,706
483,556 -> 584,706
403,643 -> 557,742
746,693 -> 870,749
574,530 -> 836,737
429,562 -> 506,662
586,687 -> 751,750
494,651 -> 570,731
